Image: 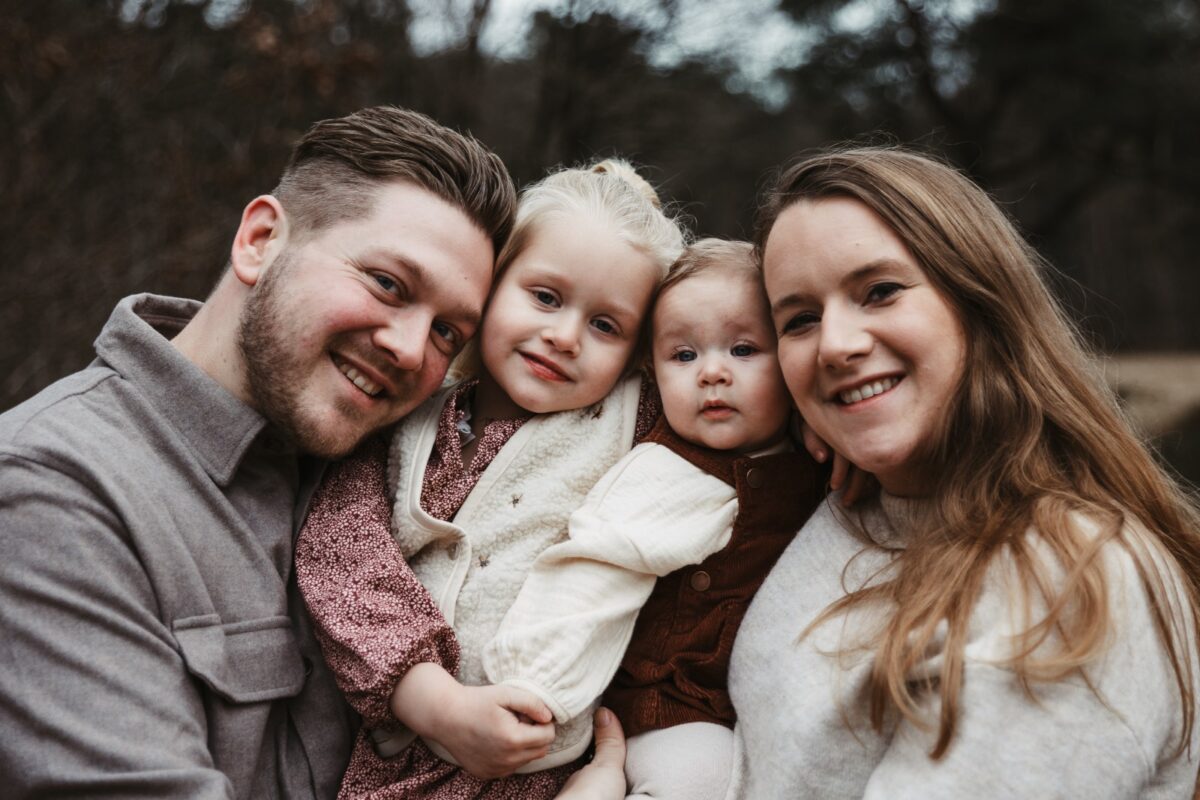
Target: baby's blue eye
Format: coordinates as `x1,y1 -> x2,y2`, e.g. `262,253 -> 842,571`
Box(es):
674,350 -> 697,362
731,344 -> 755,357
592,319 -> 617,335
532,289 -> 558,306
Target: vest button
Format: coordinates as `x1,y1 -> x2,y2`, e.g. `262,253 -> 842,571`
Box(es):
690,570 -> 712,592
746,468 -> 765,489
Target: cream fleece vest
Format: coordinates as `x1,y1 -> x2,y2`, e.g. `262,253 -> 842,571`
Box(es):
387,373 -> 642,771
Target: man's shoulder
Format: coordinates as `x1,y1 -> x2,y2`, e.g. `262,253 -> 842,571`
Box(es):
0,363 -> 146,470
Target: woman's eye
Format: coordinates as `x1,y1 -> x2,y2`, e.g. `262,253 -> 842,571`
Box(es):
731,344 -> 756,357
673,349 -> 697,363
591,318 -> 618,335
779,312 -> 818,335
865,282 -> 903,303
532,289 -> 559,307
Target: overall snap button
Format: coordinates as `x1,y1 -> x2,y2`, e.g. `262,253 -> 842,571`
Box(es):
690,570 -> 712,592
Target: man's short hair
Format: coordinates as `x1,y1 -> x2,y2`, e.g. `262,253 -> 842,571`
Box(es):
274,105 -> 516,254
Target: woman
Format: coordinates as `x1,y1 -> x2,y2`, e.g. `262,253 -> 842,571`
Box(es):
720,146 -> 1200,797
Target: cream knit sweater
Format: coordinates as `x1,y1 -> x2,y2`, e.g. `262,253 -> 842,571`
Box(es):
727,495 -> 1200,799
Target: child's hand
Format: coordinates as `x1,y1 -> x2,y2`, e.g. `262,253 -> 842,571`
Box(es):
799,422 -> 872,507
390,662 -> 556,779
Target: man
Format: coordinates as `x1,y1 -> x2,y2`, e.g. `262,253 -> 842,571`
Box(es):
0,106 -> 508,798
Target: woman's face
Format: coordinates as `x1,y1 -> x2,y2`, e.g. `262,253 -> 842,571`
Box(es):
762,197 -> 966,496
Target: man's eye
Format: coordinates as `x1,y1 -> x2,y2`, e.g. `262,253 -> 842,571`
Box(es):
731,344 -> 756,357
374,274 -> 400,295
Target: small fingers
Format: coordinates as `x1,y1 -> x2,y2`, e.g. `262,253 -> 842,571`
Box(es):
500,685 -> 554,725
830,452 -> 850,491
800,422 -> 829,464
840,467 -> 870,507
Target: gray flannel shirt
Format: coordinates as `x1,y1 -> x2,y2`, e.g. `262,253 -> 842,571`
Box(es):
0,294 -> 355,798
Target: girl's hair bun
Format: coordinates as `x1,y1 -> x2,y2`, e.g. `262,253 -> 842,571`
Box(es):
590,158 -> 662,209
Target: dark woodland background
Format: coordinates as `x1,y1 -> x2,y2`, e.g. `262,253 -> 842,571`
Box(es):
3,0 -> 1198,481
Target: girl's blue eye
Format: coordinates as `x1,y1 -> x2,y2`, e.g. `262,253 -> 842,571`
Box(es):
532,289 -> 558,306
674,350 -> 697,363
432,321 -> 458,345
731,344 -> 756,357
592,318 -> 617,335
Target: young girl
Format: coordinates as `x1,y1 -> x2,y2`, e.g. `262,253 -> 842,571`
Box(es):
722,146 -> 1200,797
294,159 -> 686,799
482,239 -> 827,800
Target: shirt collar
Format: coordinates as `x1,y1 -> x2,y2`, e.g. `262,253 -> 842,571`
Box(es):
94,293 -> 269,486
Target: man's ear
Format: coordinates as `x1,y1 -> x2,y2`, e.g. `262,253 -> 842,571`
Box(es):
230,195 -> 289,287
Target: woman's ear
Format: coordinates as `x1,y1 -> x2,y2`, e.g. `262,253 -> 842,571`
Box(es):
230,195 -> 289,287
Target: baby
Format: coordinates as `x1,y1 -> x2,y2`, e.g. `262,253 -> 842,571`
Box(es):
485,239 -> 827,799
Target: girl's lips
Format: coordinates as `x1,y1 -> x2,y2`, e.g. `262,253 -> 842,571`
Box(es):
520,352 -> 569,382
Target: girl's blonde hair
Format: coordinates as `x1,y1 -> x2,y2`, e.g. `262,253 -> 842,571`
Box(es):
755,145 -> 1200,758
450,158 -> 686,382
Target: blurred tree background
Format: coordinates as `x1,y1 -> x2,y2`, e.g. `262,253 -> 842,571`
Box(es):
2,0 -> 1198,481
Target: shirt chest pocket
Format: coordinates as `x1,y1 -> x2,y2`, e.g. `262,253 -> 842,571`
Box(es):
173,614 -> 307,703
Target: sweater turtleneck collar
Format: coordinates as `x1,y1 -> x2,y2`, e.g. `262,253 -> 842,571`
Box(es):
854,491 -> 938,549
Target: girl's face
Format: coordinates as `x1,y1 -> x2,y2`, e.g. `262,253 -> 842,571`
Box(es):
478,212 -> 658,416
762,197 -> 966,496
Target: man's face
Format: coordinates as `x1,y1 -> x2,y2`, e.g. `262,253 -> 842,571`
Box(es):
238,181 -> 494,458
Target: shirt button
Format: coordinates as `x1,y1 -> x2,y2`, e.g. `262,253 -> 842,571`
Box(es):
690,570 -> 712,592
745,468 -> 765,489
447,543 -> 459,559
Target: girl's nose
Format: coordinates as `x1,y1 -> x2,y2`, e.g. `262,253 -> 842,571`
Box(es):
542,317 -> 582,356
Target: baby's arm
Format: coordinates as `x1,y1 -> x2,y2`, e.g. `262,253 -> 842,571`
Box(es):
483,443 -> 739,723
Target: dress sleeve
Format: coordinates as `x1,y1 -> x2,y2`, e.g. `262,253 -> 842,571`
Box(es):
482,443 -> 737,723
0,455 -> 230,798
294,436 -> 460,728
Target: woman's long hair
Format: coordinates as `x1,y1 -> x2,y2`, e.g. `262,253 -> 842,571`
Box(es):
754,146 -> 1200,758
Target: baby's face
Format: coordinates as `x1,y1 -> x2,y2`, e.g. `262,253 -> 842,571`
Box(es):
652,270 -> 792,452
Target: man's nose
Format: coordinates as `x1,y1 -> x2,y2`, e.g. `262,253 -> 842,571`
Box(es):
373,310 -> 429,373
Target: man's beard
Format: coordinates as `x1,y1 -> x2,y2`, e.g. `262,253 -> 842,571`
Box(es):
236,251 -> 366,458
